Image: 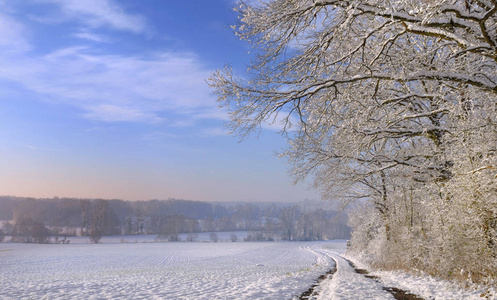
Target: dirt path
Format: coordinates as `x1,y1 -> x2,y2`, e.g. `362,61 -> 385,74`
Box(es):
347,260 -> 425,300
298,254 -> 425,300
298,267 -> 337,299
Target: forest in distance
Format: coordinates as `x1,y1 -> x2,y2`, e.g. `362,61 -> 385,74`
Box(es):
0,196 -> 350,244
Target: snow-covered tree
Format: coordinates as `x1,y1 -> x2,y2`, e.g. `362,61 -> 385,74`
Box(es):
279,205 -> 300,240
209,0 -> 497,283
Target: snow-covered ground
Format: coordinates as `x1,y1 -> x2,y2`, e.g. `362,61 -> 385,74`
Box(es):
316,250 -> 394,299
345,254 -> 496,300
56,232 -> 251,244
313,245 -> 496,300
0,239 -> 346,299
3,238 -> 494,299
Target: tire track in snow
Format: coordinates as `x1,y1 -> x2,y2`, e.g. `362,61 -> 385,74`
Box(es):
303,247 -> 425,300
346,260 -> 425,300
298,260 -> 336,299
296,244 -> 338,299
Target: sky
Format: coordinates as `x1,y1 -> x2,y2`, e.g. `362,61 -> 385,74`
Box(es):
0,0 -> 319,203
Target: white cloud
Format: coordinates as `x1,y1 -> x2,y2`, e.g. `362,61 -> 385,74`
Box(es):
83,104 -> 164,123
0,47 -> 218,123
38,0 -> 148,33
85,126 -> 117,133
74,30 -> 112,43
0,5 -> 221,125
201,127 -> 230,137
261,112 -> 299,132
0,13 -> 30,53
11,52 -> 216,122
142,131 -> 180,140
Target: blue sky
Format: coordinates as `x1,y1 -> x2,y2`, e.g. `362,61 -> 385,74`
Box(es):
0,0 -> 318,202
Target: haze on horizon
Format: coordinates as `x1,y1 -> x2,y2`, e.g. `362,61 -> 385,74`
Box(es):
0,0 -> 318,203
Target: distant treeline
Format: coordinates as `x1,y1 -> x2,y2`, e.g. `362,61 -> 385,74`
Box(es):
0,196 -> 350,243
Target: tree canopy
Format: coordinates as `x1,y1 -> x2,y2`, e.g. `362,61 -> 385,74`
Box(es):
209,0 -> 497,283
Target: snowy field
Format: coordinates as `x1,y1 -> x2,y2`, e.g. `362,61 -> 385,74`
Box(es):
0,239 -> 346,299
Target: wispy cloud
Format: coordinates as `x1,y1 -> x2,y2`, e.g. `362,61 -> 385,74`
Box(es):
142,131 -> 181,141
0,13 -> 30,53
85,126 -> 117,133
37,0 -> 148,34
25,144 -> 68,153
0,10 -> 219,124
201,127 -> 230,137
74,30 -> 112,43
261,112 -> 299,132
83,105 -> 164,123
